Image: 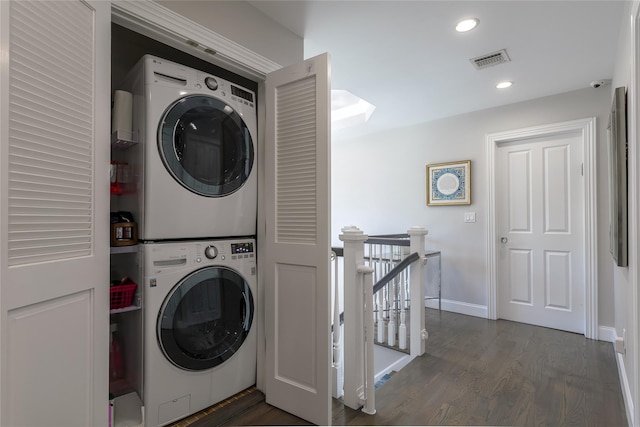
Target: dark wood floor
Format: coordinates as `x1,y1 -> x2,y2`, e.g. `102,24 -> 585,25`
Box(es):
189,309 -> 628,426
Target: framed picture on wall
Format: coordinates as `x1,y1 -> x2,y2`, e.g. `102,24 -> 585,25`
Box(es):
426,160 -> 471,206
608,86 -> 628,267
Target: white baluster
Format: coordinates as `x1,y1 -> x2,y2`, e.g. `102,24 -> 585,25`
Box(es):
387,276 -> 396,346
398,267 -> 407,350
376,244 -> 386,343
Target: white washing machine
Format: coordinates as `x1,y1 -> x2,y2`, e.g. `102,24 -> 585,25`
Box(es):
142,238 -> 257,427
120,55 -> 257,240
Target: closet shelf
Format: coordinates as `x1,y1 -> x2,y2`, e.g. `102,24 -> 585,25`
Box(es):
111,130 -> 138,150
110,245 -> 139,255
110,304 -> 141,315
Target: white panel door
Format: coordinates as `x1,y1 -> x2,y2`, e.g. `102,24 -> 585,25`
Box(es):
263,53 -> 331,426
496,132 -> 585,333
0,1 -> 110,425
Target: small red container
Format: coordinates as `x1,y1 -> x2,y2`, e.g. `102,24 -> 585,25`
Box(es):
110,278 -> 137,310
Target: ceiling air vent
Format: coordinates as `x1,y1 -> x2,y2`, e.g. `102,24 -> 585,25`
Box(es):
470,49 -> 511,70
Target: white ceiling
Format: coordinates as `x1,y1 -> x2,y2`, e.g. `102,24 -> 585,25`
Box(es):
248,0 -> 628,139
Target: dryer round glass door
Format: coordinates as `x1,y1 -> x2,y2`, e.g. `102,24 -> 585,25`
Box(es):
157,266 -> 254,371
158,95 -> 254,197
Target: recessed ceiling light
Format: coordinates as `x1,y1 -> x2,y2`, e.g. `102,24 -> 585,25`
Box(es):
456,18 -> 479,33
496,81 -> 513,89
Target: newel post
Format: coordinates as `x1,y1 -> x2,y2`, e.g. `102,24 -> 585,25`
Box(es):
408,226 -> 428,357
339,226 -> 368,409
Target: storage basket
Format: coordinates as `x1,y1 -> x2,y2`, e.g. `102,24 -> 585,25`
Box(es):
110,281 -> 137,310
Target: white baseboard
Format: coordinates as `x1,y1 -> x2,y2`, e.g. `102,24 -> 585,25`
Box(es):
425,302 -> 621,346
616,352 -> 634,427
425,298 -> 488,318
598,326 -> 617,343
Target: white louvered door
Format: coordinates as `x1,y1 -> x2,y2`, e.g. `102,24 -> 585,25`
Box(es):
263,53 -> 331,425
0,1 -> 110,425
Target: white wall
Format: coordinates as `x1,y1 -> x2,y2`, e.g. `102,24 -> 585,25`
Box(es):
157,1 -> 303,67
332,87 -> 613,322
610,1 -> 637,424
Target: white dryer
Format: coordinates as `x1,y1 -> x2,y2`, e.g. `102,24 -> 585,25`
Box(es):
142,238 -> 257,427
121,55 -> 257,240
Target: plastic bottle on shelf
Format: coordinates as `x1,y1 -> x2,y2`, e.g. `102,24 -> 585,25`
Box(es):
109,323 -> 124,381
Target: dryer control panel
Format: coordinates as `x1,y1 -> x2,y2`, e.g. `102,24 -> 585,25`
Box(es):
192,240 -> 255,263
144,239 -> 255,273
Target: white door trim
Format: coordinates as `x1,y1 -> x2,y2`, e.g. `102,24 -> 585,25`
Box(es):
110,0 -> 282,81
486,117 -> 598,339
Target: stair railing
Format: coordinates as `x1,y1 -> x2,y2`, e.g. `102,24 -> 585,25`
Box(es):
338,226 -> 428,413
363,235 -> 411,351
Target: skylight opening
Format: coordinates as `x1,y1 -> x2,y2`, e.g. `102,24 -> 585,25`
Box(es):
331,90 -> 376,130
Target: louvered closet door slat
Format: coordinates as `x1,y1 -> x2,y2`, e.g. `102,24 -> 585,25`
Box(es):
12,60 -> 92,109
11,124 -> 92,154
10,222 -> 92,232
8,1 -> 94,267
11,3 -> 93,78
12,84 -> 92,123
10,153 -> 90,173
11,97 -> 92,135
10,187 -> 91,201
7,196 -> 90,209
11,105 -> 92,141
10,173 -> 92,192
276,77 -> 317,243
10,131 -> 92,161
10,152 -> 92,175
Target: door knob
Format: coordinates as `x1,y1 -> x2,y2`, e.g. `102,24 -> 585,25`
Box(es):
500,237 -> 508,244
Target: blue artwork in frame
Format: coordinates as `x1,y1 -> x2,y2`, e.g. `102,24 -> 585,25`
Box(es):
426,160 -> 471,206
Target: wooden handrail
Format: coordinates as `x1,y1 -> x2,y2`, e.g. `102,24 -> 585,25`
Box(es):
372,252 -> 420,294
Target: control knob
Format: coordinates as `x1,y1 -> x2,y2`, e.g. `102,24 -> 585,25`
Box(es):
204,245 -> 218,259
204,77 -> 218,91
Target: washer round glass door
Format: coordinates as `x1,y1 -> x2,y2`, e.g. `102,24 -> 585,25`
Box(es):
157,266 -> 254,371
158,95 -> 254,197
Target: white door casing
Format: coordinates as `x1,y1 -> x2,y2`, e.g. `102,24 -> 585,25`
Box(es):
486,118 -> 598,338
264,53 -> 332,426
0,1 -> 110,425
110,1 -> 281,82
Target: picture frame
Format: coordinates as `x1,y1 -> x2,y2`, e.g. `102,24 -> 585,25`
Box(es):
426,160 -> 471,206
608,86 -> 628,267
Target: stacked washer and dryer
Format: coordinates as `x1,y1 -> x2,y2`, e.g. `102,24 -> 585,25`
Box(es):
120,55 -> 258,427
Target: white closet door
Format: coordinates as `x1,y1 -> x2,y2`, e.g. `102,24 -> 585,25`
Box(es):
0,1 -> 110,425
263,53 -> 332,426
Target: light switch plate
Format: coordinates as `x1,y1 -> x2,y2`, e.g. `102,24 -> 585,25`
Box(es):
464,212 -> 476,223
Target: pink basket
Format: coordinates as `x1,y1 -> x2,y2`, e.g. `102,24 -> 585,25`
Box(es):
110,281 -> 137,310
